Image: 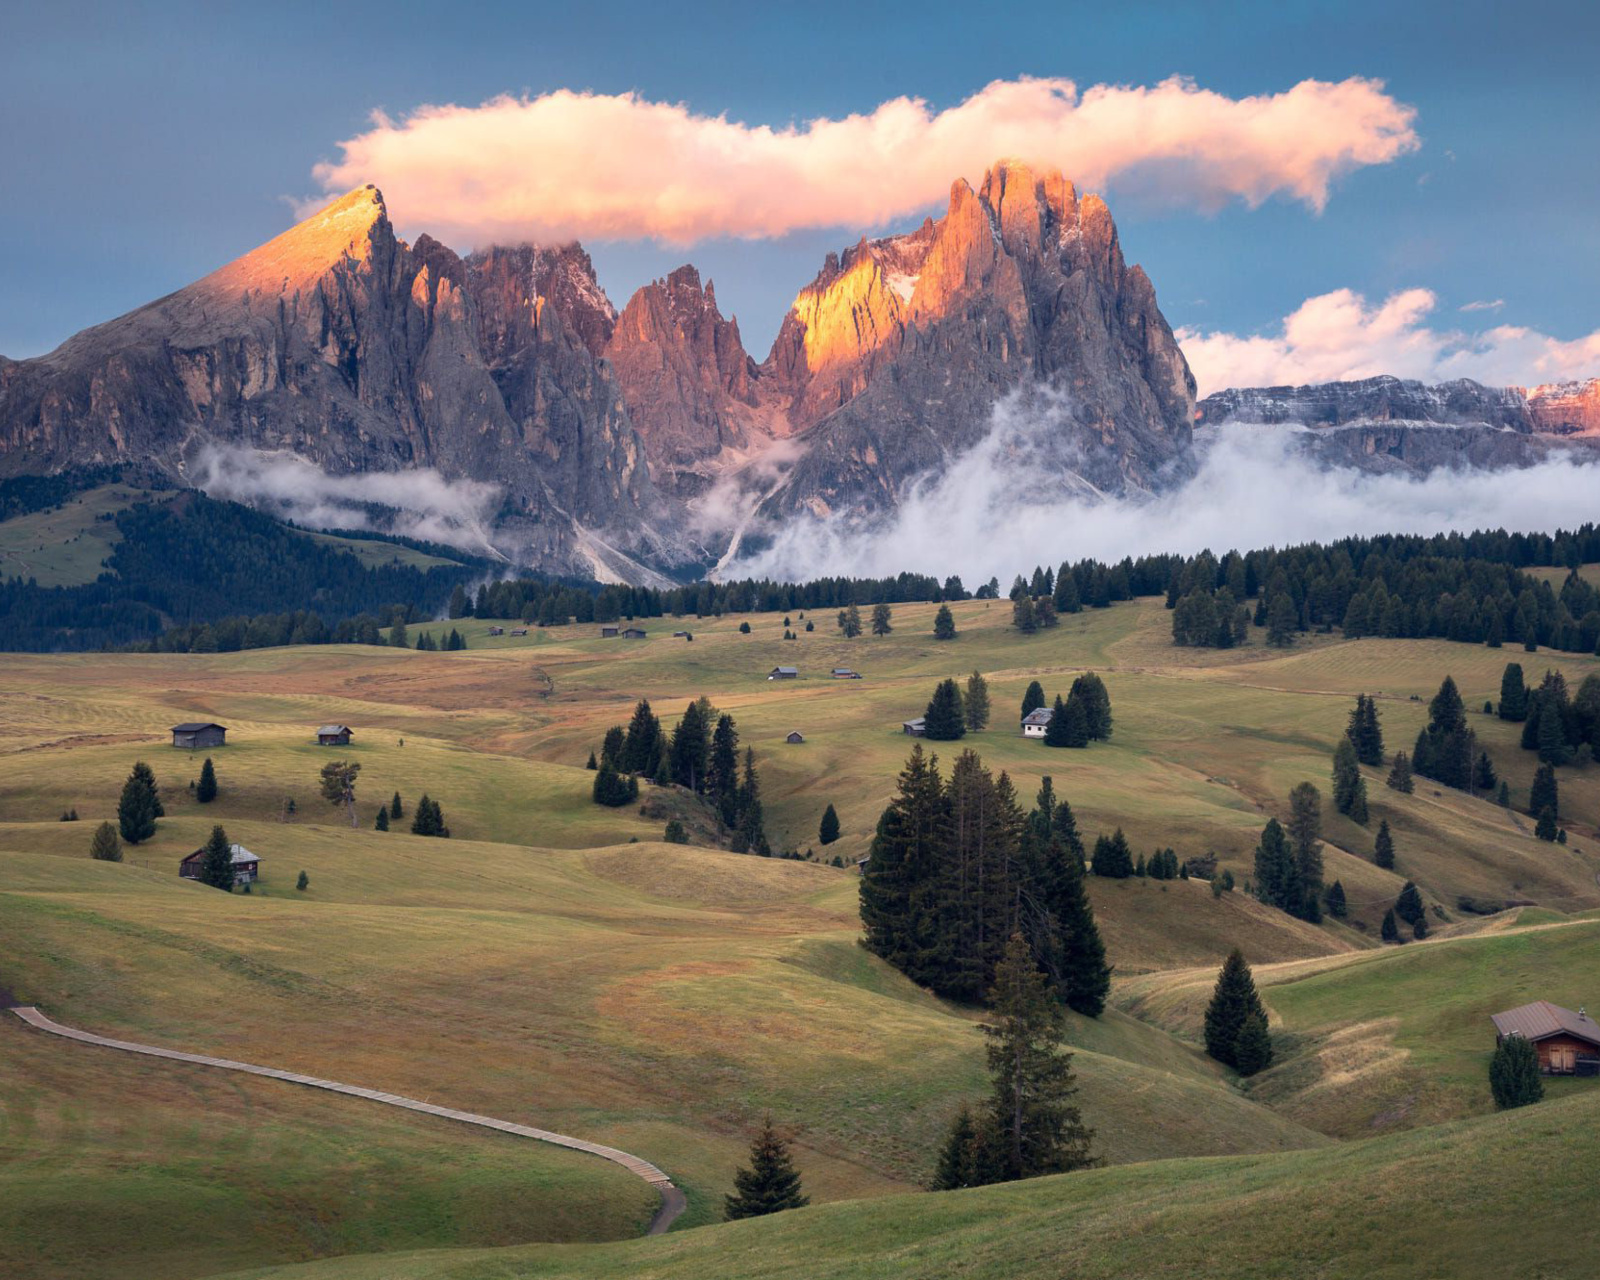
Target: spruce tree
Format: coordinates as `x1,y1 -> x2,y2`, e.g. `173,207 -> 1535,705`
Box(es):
981,933 -> 1097,1180
1499,663 -> 1529,721
89,821 -> 122,862
1537,701 -> 1573,766
670,699 -> 711,790
934,604 -> 957,640
1394,881 -> 1425,927
1068,673 -> 1113,740
390,792 -> 404,820
197,825 -> 235,892
709,715 -> 741,825
196,756 -> 218,803
1386,751 -> 1414,794
585,750 -> 597,770
1267,593 -> 1297,647
375,807 -> 389,831
621,699 -> 662,775
117,762 -> 159,844
296,870 -> 309,891
819,804 -> 841,846
1012,595 -> 1037,634
1252,818 -> 1299,913
1325,880 -> 1347,917
724,1116 -> 809,1219
1042,835 -> 1110,1016
859,746 -> 946,984
1489,1035 -> 1545,1109
592,761 -> 630,808
923,678 -> 967,741
871,603 -> 893,636
1232,1011 -> 1273,1077
1536,806 -> 1559,841
1529,763 -> 1559,820
1203,949 -> 1267,1069
1020,681 -> 1046,721
1474,752 -> 1498,792
964,670 -> 990,731
838,603 -> 863,638
1090,829 -> 1134,878
1043,694 -> 1080,748
1286,783 -> 1324,915
318,760 -> 361,827
931,1105 -> 982,1190
1381,908 -> 1400,943
1332,738 -> 1365,817
1374,819 -> 1395,869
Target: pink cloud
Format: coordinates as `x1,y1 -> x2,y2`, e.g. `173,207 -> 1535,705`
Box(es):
1178,289 -> 1600,396
306,76 -> 1419,247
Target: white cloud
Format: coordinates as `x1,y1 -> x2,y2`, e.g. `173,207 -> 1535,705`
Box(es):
727,389 -> 1600,586
307,76 -> 1419,247
1460,299 -> 1505,312
1178,289 -> 1600,396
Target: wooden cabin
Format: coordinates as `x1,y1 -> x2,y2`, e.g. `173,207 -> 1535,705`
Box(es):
1022,707 -> 1054,738
487,626 -> 505,636
171,722 -> 227,750
179,843 -> 259,884
831,667 -> 862,679
509,627 -> 530,637
1491,1000 -> 1600,1074
902,717 -> 926,736
622,627 -> 647,639
768,666 -> 799,680
316,725 -> 353,746
600,625 -> 620,637
785,731 -> 804,744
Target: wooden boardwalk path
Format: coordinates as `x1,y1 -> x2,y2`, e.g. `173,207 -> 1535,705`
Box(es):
8,1005 -> 687,1235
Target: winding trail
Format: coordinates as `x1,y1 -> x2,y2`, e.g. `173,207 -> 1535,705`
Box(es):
7,1005 -> 686,1235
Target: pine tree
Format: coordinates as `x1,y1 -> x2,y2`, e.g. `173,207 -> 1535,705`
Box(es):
1489,1035 -> 1545,1109
708,715 -> 741,825
1267,593 -> 1297,647
1054,571 -> 1081,614
117,762 -> 159,844
1474,752 -> 1498,792
1374,819 -> 1395,869
1286,783 -> 1324,915
1346,693 -> 1385,765
1381,908 -> 1400,943
859,745 -> 947,984
923,678 -> 967,741
89,821 -> 122,862
871,603 -> 893,636
1537,700 -> 1573,766
670,699 -> 711,791
981,933 -> 1097,1181
1252,818 -> 1300,913
296,870 -> 309,891
196,756 -> 218,803
1325,880 -> 1347,918
1386,751 -> 1414,794
1414,676 -> 1477,791
819,804 -> 841,846
1233,1011 -> 1273,1077
931,1105 -> 982,1190
1020,681 -> 1046,721
318,760 -> 361,827
724,1116 -> 809,1219
375,807 -> 389,831
1529,763 -> 1559,820
621,699 -> 663,775
197,825 -> 235,892
964,671 -> 990,731
1394,881 -> 1425,927
934,604 -> 957,640
1536,806 -> 1559,841
1012,595 -> 1037,634
1068,673 -> 1113,740
838,603 -> 863,638
1497,779 -> 1511,806
1203,950 -> 1267,1069
390,792 -> 403,820
585,750 -> 597,770
663,819 -> 688,844
1498,662 -> 1529,721
1332,738 -> 1365,817
1044,694 -> 1085,748
592,761 -> 631,807
1090,829 -> 1134,878
1037,831 -> 1111,1016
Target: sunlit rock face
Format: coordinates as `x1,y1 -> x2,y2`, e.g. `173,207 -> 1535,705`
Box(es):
1196,375 -> 1600,474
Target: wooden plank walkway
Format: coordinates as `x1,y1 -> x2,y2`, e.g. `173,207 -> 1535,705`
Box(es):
8,1005 -> 686,1235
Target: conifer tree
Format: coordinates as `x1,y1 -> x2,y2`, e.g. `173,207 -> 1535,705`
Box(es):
1537,701 -> 1573,766
1325,880 -> 1347,917
838,603 -> 863,638
1414,675 -> 1476,791
620,699 -> 662,774
819,804 -> 841,846
1474,751 -> 1498,792
375,807 -> 389,831
1536,806 -> 1559,841
1266,593 -> 1297,647
1020,681 -> 1046,722
1374,819 -> 1395,869
318,760 -> 361,827
859,746 -> 946,983
931,1105 -> 982,1190
981,933 -> 1097,1180
585,750 -> 597,770
1012,595 -> 1037,634
871,603 -> 893,636
1041,835 -> 1110,1016
592,760 -> 630,807
1233,1011 -> 1274,1077
1381,908 -> 1400,942
390,792 -> 403,819
1529,762 -> 1559,820
724,1116 -> 809,1219
1386,751 -> 1414,794
1332,738 -> 1365,817
1068,673 -> 1113,740
663,819 -> 688,845
964,671 -> 990,731
1489,1035 -> 1544,1109
1252,818 -> 1300,913
923,678 -> 967,741
196,756 -> 218,804
1286,783 -> 1324,915
708,714 -> 741,825
934,604 -> 957,640
1497,779 -> 1511,806
1044,694 -> 1085,748
670,699 -> 711,791
117,761 -> 160,844
1346,693 -> 1385,765
197,824 -> 235,892
89,821 -> 122,862
1499,662 -> 1529,720
1394,881 -> 1425,927
296,870 -> 309,891
1090,829 -> 1134,878
1203,949 -> 1267,1069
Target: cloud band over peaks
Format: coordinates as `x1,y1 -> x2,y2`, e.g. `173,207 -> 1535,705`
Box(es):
309,76 -> 1419,246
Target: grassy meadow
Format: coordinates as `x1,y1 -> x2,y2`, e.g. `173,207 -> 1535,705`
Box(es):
4,593 -> 1599,1278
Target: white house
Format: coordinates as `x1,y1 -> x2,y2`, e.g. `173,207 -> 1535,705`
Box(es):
1022,706 -> 1054,738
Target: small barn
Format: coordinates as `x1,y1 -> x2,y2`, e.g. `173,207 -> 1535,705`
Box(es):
316,725 -> 353,746
902,717 -> 926,736
179,843 -> 259,884
785,731 -> 805,744
510,627 -> 529,637
1491,1001 -> 1600,1074
487,626 -> 505,636
171,722 -> 227,750
601,625 -> 620,637
623,627 -> 647,639
832,667 -> 862,679
1022,707 -> 1054,738
768,666 -> 799,680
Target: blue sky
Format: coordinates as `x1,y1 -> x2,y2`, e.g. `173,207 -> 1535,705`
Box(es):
3,0 -> 1596,391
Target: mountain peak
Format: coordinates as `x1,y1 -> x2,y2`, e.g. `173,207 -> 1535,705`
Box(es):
193,184 -> 392,302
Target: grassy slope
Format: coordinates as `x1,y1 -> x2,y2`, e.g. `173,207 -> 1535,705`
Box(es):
219,1089 -> 1600,1280
1117,916 -> 1600,1135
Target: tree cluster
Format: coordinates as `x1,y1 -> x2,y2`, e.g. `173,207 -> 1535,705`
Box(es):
1203,950 -> 1272,1075
1252,784 -> 1325,922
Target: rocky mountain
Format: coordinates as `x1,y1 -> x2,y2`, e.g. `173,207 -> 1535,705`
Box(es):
0,164 -> 1199,580
1195,375 -> 1600,473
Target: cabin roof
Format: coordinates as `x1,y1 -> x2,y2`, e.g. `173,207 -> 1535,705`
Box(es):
771,665 -> 798,675
1491,1000 -> 1600,1046
903,717 -> 926,729
181,843 -> 259,867
316,725 -> 352,735
1022,707 -> 1054,725
171,722 -> 226,733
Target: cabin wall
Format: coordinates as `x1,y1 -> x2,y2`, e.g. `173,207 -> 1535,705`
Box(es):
1536,1034 -> 1600,1073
